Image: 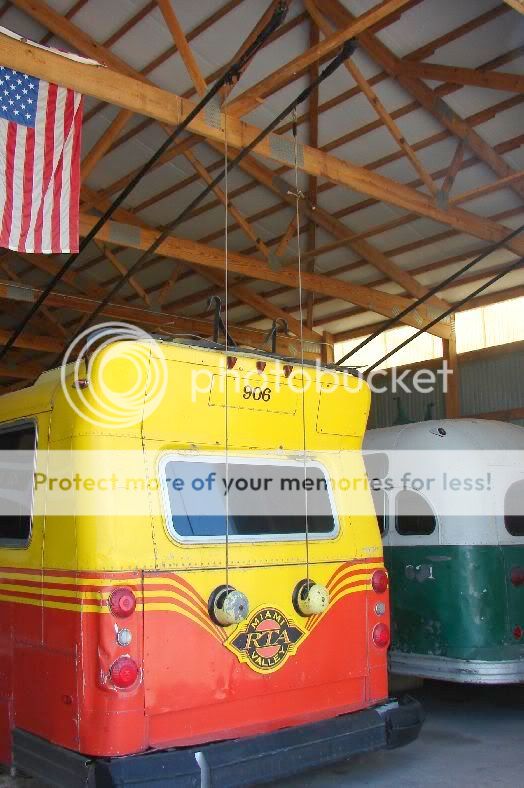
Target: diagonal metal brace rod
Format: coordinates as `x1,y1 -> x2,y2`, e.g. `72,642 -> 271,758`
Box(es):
335,220 -> 524,367
365,255 -> 524,374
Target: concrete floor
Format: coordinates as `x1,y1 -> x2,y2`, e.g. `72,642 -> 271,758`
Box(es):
1,681 -> 523,787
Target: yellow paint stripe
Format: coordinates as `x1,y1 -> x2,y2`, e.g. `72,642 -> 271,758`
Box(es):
143,602 -> 223,642
328,582 -> 369,608
0,591 -> 102,613
0,582 -> 104,600
0,573 -> 142,587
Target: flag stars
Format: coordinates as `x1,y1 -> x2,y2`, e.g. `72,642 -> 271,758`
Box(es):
0,67 -> 39,127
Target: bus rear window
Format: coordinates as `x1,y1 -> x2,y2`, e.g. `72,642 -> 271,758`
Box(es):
162,458 -> 336,539
0,422 -> 37,547
505,480 -> 524,537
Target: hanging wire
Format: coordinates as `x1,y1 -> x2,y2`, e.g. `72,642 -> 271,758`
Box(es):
223,110 -> 230,591
56,39 -> 357,362
290,109 -> 310,585
365,254 -> 524,374
335,220 -> 524,367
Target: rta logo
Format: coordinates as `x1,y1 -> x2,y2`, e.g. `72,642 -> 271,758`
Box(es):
226,607 -> 305,673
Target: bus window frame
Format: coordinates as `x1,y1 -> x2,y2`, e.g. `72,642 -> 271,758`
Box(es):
394,488 -> 438,539
503,477 -> 524,539
158,453 -> 340,545
0,418 -> 38,550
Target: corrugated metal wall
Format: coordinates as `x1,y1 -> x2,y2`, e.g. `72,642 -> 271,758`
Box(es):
368,343 -> 524,429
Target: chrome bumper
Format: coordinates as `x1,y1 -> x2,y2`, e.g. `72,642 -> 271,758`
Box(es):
390,651 -> 524,684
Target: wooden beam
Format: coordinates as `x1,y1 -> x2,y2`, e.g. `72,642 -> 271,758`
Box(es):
439,141 -> 464,204
0,361 -> 43,380
305,0 -> 437,196
192,267 -> 322,342
150,263 -> 184,309
184,149 -> 272,260
225,0 -> 414,118
443,316 -> 460,418
10,0 -> 149,77
0,279 -> 314,355
0,260 -> 66,338
0,326 -> 62,353
81,109 -> 134,180
181,149 -> 315,334
219,0 -> 287,102
215,147 -> 450,308
4,30 -> 524,258
318,0 -> 524,202
274,215 -> 298,256
503,0 -> 524,13
399,61 -> 524,94
321,331 -> 334,365
156,0 -> 207,97
77,212 -> 452,338
94,241 -> 151,306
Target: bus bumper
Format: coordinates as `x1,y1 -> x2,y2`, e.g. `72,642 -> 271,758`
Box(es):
12,697 -> 423,787
390,651 -> 524,684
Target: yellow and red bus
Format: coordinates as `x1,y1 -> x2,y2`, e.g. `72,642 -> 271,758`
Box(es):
0,335 -> 422,786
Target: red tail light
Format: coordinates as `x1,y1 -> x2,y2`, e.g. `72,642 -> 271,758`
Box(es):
371,569 -> 389,594
110,656 -> 139,689
109,587 -> 136,618
510,567 -> 524,587
513,626 -> 523,641
372,623 -> 390,648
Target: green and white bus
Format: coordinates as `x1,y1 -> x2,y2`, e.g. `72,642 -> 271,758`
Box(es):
364,419 -> 524,684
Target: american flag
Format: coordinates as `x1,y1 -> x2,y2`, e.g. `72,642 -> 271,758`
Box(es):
0,64 -> 83,254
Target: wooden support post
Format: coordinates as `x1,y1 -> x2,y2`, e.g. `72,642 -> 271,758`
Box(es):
443,316 -> 460,418
321,331 -> 334,365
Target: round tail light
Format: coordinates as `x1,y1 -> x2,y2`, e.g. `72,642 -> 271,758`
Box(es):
109,587 -> 136,618
371,569 -> 389,594
510,568 -> 524,587
372,623 -> 390,648
110,656 -> 139,689
513,626 -> 523,641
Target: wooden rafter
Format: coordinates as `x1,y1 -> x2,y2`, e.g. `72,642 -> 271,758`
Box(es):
156,0 -> 207,97
7,33 -> 519,256
503,0 -> 524,13
94,242 -> 151,307
77,212 -> 452,338
0,281 -> 315,356
184,150 -> 271,261
399,61 -> 524,94
2,0 -> 523,362
224,0 -> 414,117
439,141 -> 465,204
318,0 -> 524,202
305,0 -> 438,197
155,1 -> 303,336
209,145 -> 450,309
81,110 -> 134,180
